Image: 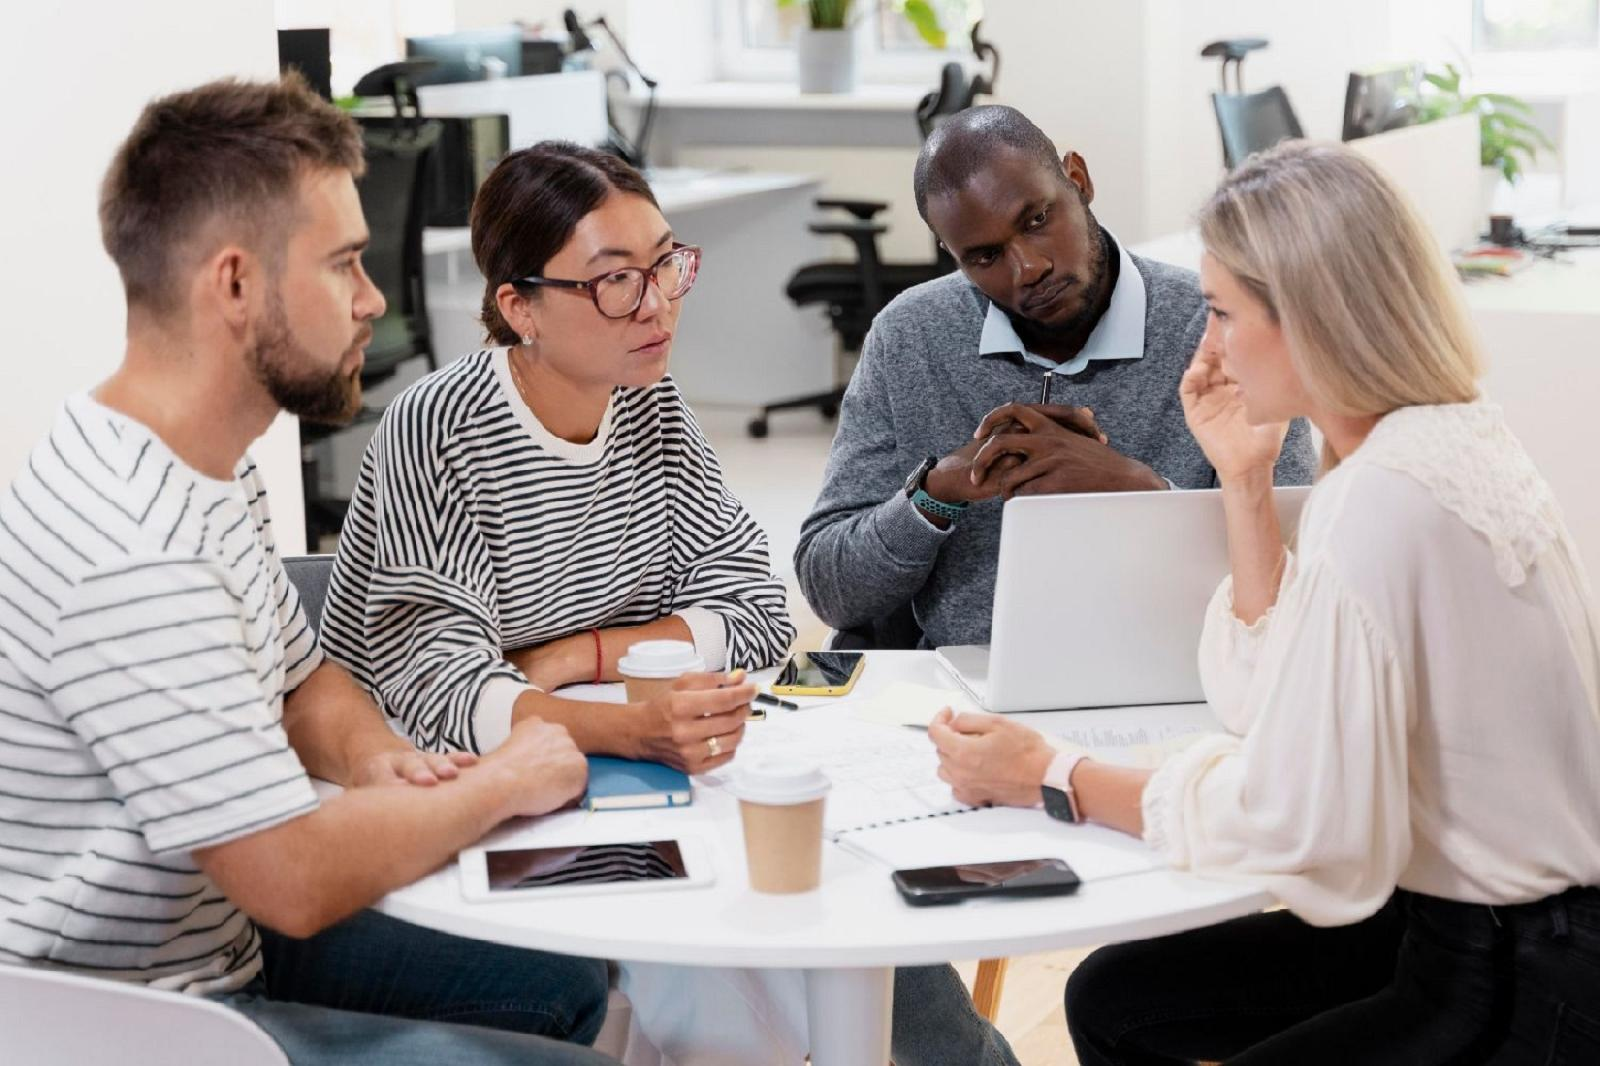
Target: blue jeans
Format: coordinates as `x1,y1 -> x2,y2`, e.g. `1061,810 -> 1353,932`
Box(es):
215,909 -> 614,1065
1066,887 -> 1600,1064
893,963 -> 1020,1066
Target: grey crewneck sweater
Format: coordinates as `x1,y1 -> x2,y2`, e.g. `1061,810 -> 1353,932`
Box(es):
794,251 -> 1317,648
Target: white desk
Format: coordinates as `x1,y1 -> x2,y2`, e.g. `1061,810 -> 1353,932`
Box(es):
1131,226 -> 1600,577
421,167 -> 835,408
377,651 -> 1270,1066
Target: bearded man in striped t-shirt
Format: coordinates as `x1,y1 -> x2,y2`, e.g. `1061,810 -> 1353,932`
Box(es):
0,76 -> 623,1065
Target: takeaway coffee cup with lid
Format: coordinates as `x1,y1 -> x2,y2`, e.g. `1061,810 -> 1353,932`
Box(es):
728,757 -> 830,893
617,640 -> 705,703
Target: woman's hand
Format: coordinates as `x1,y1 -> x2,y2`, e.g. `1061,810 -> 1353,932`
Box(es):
928,709 -> 1056,808
1180,345 -> 1289,484
630,671 -> 756,774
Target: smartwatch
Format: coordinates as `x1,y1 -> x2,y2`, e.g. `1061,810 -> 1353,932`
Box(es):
904,456 -> 968,524
1040,752 -> 1087,824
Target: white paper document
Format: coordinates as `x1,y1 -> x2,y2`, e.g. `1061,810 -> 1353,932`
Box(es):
732,711 -> 1162,881
846,681 -> 982,728
730,713 -> 968,833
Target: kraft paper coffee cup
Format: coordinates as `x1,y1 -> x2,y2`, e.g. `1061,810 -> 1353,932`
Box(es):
618,640 -> 705,703
728,757 -> 830,894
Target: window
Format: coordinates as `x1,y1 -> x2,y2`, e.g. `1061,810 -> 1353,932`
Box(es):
1474,0 -> 1600,51
715,0 -> 984,85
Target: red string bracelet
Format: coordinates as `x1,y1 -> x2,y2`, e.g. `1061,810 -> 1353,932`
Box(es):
591,629 -> 604,685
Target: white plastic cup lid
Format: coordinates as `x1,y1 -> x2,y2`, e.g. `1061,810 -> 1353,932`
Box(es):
727,756 -> 830,806
617,639 -> 704,679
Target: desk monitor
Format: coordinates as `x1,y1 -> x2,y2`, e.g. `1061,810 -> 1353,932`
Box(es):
1342,63 -> 1421,142
406,28 -> 524,86
522,39 -> 565,76
278,28 -> 333,100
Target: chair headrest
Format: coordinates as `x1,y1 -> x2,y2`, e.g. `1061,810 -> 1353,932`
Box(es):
916,62 -> 977,140
352,59 -> 440,99
1200,38 -> 1269,61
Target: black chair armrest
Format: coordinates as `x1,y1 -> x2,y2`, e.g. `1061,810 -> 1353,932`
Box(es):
807,220 -> 889,237
815,198 -> 890,220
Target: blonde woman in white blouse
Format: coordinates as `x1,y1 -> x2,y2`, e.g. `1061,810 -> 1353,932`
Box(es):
930,140 -> 1600,1065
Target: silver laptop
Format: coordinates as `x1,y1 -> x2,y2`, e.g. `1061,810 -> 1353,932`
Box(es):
936,487 -> 1311,712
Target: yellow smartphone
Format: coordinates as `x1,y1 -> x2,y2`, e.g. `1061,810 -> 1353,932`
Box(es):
769,651 -> 866,697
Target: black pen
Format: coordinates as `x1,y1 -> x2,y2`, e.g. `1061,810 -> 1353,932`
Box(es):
753,692 -> 800,711
1039,370 -> 1055,405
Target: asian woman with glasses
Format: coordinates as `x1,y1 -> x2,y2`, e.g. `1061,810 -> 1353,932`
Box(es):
317,141 -> 1017,1066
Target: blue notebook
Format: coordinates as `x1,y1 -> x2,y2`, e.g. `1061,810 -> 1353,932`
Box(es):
582,756 -> 693,811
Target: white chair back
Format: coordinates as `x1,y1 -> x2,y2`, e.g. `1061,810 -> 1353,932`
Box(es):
0,963 -> 287,1065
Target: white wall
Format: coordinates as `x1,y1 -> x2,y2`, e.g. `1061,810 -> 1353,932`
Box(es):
455,0 -> 628,35
981,0 -> 1152,241
1140,0 -> 1400,238
2,1 -> 307,553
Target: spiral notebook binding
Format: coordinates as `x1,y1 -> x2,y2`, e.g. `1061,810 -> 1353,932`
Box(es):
826,802 -> 982,842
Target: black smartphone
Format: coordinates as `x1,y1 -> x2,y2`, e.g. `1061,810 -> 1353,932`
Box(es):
892,858 -> 1082,906
770,650 -> 866,697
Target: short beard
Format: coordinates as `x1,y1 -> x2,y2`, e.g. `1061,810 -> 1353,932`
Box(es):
1036,203 -> 1112,338
248,287 -> 362,426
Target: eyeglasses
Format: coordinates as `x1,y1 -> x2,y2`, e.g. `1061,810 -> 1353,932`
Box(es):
509,244 -> 701,319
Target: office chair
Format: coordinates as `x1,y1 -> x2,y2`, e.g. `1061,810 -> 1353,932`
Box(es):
282,553 -> 335,635
1202,38 -> 1304,169
0,963 -> 288,1066
301,65 -> 443,548
748,32 -> 1000,439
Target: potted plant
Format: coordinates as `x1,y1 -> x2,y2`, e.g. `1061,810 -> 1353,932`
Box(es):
778,0 -> 946,94
1415,63 -> 1553,217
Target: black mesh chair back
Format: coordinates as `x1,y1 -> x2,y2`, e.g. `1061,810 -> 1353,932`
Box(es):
1212,86 -> 1303,170
752,54 -> 985,439
301,119 -> 443,548
916,62 -> 979,140
356,119 -> 443,381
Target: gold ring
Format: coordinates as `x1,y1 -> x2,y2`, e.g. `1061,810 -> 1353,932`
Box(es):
706,735 -> 722,758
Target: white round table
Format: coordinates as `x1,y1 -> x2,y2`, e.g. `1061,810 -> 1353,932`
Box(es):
377,651 -> 1272,1065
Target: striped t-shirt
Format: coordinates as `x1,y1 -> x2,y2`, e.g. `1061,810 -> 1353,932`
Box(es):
321,349 -> 795,753
0,395 -> 322,994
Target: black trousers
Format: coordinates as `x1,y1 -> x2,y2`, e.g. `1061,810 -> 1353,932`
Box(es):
1065,887 -> 1600,1065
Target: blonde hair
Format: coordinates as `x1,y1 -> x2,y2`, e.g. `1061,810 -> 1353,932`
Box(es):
1197,141 -> 1482,469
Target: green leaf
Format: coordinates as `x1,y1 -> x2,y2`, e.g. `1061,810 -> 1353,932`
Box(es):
1500,132 -> 1540,157
1478,92 -> 1534,114
900,0 -> 947,48
798,0 -> 851,28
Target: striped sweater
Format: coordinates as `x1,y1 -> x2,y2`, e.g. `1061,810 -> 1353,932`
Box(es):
321,349 -> 794,753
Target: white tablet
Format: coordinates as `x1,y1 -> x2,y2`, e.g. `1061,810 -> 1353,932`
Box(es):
460,832 -> 715,903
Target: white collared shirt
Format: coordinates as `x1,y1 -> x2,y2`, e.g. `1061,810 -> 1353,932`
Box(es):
977,229 -> 1147,375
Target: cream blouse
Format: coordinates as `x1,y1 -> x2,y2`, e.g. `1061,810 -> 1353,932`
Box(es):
1143,402 -> 1600,926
